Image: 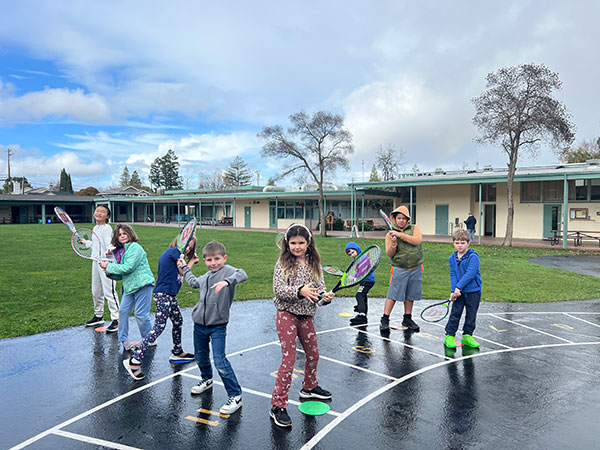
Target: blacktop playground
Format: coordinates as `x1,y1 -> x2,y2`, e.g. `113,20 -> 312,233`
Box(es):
2,255 -> 600,450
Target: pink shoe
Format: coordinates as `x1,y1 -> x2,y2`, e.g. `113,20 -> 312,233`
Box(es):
123,340 -> 141,351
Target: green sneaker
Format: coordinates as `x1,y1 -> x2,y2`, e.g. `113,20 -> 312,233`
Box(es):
461,334 -> 480,348
444,335 -> 457,349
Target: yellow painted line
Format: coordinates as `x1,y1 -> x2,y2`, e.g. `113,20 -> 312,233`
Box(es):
185,415 -> 219,426
338,312 -> 353,317
553,323 -> 574,330
352,345 -> 375,354
490,325 -> 508,332
419,332 -> 439,340
197,408 -> 230,418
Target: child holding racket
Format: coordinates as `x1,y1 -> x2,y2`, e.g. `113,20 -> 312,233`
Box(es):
85,205 -> 120,332
380,205 -> 422,333
345,241 -> 375,326
178,241 -> 248,415
270,224 -> 334,428
122,237 -> 198,381
99,224 -> 155,355
444,229 -> 482,349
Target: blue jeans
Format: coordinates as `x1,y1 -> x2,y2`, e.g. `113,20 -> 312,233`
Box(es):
118,284 -> 153,342
468,228 -> 475,242
193,323 -> 242,397
445,291 -> 481,336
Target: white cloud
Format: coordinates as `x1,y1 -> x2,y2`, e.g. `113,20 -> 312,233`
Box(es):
0,80 -> 111,123
12,151 -> 104,177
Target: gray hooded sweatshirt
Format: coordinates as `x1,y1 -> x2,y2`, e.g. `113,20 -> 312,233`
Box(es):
182,264 -> 248,326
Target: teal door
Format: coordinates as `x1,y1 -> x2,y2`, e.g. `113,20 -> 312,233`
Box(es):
543,204 -> 561,237
484,204 -> 496,236
269,201 -> 277,228
435,204 -> 449,235
244,206 -> 251,228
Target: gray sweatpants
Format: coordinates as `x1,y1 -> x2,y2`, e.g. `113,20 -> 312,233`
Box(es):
91,263 -> 120,320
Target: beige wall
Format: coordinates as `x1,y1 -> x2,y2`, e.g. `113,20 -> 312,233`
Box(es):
415,184 -> 472,235
234,200 -> 270,228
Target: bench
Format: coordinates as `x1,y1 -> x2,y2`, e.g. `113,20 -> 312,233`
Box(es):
548,230 -> 600,247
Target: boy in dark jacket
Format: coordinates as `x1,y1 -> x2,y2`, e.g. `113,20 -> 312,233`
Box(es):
444,229 -> 482,349
178,241 -> 248,414
345,242 -> 375,326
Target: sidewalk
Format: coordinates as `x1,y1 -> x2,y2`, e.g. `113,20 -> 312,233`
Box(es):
134,222 -> 600,251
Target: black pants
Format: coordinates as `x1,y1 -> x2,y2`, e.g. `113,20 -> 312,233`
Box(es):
355,281 -> 374,314
445,291 -> 481,336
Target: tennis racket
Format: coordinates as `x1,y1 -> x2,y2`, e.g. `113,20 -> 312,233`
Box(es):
55,206 -> 84,240
318,245 -> 381,305
275,232 -> 285,249
176,217 -> 197,257
420,299 -> 451,322
379,209 -> 398,240
71,228 -> 103,261
323,265 -> 345,277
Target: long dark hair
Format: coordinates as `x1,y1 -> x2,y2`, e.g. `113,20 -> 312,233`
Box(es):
279,224 -> 321,281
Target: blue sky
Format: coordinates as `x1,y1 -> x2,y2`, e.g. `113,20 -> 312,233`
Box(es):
1,1 -> 599,191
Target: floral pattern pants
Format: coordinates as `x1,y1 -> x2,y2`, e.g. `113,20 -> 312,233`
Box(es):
271,310 -> 320,408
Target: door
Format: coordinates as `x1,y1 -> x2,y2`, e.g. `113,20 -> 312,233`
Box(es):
543,204 -> 561,237
269,201 -> 277,228
435,204 -> 449,235
484,204 -> 496,236
244,206 -> 251,228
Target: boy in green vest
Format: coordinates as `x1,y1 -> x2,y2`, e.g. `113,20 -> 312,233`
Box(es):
380,205 -> 422,333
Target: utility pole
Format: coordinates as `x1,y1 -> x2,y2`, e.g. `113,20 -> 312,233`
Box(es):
7,148 -> 14,193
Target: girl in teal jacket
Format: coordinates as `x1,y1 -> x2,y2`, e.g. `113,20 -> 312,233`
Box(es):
99,224 -> 155,356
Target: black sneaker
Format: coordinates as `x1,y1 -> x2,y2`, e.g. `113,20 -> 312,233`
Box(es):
349,314 -> 368,326
299,385 -> 332,400
106,320 -> 118,333
379,315 -> 390,332
402,316 -> 420,332
270,406 -> 292,428
85,315 -> 104,327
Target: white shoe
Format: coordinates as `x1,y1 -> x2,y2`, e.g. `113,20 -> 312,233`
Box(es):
219,395 -> 242,414
191,378 -> 213,394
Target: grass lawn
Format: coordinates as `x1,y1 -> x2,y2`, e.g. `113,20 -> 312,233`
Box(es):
1,224 -> 598,339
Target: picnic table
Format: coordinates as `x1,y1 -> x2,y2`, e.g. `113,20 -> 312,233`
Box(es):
549,230 -> 600,247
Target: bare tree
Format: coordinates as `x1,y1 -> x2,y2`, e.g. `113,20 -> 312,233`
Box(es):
259,111 -> 354,236
376,143 -> 405,181
472,63 -> 575,246
198,170 -> 227,192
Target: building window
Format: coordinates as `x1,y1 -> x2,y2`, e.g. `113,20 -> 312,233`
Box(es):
542,180 -> 563,202
475,183 -> 497,202
521,181 -> 541,202
570,179 -> 588,201
591,179 -> 600,201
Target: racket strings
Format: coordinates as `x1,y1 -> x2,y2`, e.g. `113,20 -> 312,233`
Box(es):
71,229 -> 94,258
421,304 -> 449,322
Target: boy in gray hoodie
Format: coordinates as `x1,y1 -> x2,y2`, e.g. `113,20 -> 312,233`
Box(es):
178,241 -> 248,415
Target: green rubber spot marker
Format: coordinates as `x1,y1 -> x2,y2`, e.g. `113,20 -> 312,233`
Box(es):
298,401 -> 330,416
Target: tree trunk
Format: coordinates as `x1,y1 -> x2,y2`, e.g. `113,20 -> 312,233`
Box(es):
318,189 -> 327,237
503,152 -> 518,246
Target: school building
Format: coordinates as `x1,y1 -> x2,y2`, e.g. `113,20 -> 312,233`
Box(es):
2,161 -> 600,247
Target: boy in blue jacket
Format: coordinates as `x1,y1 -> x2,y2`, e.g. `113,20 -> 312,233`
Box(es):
444,229 -> 482,349
178,241 -> 248,415
345,242 -> 375,326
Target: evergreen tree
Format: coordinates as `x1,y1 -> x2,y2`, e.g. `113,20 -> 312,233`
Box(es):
129,170 -> 142,188
149,149 -> 182,191
59,168 -> 74,193
119,166 -> 130,187
369,164 -> 380,182
223,156 -> 252,186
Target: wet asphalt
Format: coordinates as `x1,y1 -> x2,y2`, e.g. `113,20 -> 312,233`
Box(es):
2,290 -> 600,450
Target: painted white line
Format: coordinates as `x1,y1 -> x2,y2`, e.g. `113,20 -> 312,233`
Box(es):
300,341 -> 600,450
428,321 -> 513,349
354,328 -> 450,359
293,346 -> 398,381
489,314 -> 574,343
9,340 -> 280,450
51,430 -> 142,450
479,311 -> 600,315
564,313 -> 600,328
181,373 -> 342,416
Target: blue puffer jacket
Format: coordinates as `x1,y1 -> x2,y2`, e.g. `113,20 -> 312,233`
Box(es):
449,248 -> 481,293
345,242 -> 375,283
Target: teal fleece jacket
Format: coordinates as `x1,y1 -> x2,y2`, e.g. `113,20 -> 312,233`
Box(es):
105,242 -> 155,295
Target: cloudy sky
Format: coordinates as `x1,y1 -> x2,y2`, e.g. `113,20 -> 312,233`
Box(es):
1,1 -> 599,191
